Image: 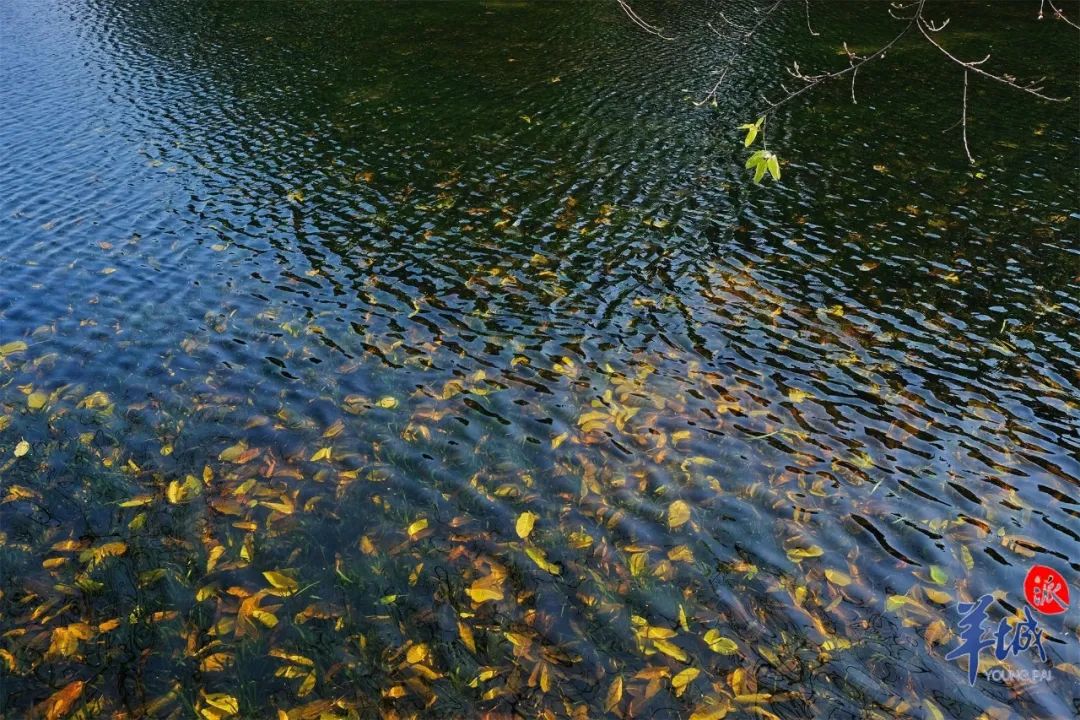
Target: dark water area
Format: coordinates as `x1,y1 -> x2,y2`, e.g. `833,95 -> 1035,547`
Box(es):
1,1 -> 1078,718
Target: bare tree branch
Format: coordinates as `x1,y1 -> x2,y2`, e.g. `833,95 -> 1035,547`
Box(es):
617,0 -> 674,41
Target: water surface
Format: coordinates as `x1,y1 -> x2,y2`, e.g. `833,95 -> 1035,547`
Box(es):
1,1 -> 1078,718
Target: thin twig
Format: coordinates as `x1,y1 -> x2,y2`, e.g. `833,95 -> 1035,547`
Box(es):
916,14 -> 1070,102
617,0 -> 674,41
961,71 -> 975,164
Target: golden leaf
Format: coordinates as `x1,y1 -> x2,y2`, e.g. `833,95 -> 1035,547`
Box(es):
785,545 -> 823,562
407,517 -> 429,539
466,574 -> 504,604
515,511 -> 537,539
297,671 -> 316,697
310,447 -> 332,462
704,629 -> 738,655
263,571 -> 299,595
925,587 -> 952,604
40,680 -> 85,720
27,391 -> 47,410
0,340 -> 28,356
672,667 -> 700,697
218,441 -> 248,462
653,638 -> 688,662
458,620 -> 476,653
525,545 -> 560,574
668,500 -> 691,529
824,569 -> 851,586
376,396 -> 399,409
605,676 -> 623,712
13,440 -> 29,458
167,475 -> 201,504
203,693 -> 240,715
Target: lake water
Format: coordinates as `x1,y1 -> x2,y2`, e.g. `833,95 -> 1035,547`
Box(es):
1,1 -> 1077,718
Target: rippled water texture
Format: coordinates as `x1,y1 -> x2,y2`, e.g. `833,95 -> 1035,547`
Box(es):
1,1 -> 1078,718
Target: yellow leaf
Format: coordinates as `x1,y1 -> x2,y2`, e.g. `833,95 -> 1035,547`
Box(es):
13,440 -> 29,458
605,675 -> 623,711
672,667 -> 700,696
824,569 -> 852,586
310,447 -> 332,462
785,545 -> 823,562
203,693 -> 239,715
788,388 -> 809,404
79,541 -> 127,567
376,396 -> 399,409
406,643 -> 428,664
0,340 -> 28,356
467,574 -> 504,604
735,693 -> 772,704
885,595 -> 909,612
458,620 -> 476,653
525,544 -> 560,574
407,517 -> 429,539
27,391 -> 48,410
263,571 -> 298,595
925,587 -> 952,605
668,500 -> 691,529
515,511 -> 537,539
653,638 -> 688,662
218,441 -> 248,462
689,701 -> 730,720
166,475 -> 201,504
704,629 -> 739,654
924,699 -> 944,720
119,495 -> 154,508
678,604 -> 690,632
298,671 -> 315,697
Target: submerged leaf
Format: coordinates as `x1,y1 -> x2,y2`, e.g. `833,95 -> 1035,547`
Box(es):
668,500 -> 691,529
515,511 -> 537,539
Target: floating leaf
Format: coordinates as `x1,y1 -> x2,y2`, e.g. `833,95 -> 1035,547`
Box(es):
929,565 -> 948,585
27,391 -> 47,410
13,440 -> 29,458
310,447 -> 332,462
515,511 -> 537,539
668,500 -> 691,529
376,396 -> 399,409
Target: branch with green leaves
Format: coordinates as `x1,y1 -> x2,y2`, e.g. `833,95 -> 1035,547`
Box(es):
739,117 -> 780,184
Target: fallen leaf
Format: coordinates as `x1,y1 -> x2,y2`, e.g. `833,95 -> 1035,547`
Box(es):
515,511 -> 537,539
668,500 -> 691,529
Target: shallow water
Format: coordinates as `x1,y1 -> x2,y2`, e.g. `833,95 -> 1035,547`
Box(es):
1,1 -> 1078,718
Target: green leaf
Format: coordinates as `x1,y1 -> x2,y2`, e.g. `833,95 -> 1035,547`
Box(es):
745,150 -> 766,170
742,124 -> 759,147
753,162 -> 766,184
766,155 -> 780,181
